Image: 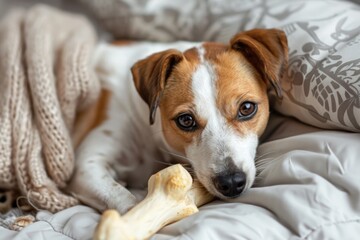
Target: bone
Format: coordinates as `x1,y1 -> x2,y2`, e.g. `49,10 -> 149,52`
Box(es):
10,215 -> 36,231
93,164 -> 214,240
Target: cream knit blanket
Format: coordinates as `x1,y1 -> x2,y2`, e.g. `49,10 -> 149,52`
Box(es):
0,5 -> 100,213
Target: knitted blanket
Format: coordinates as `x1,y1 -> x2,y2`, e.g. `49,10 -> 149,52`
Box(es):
0,5 -> 100,213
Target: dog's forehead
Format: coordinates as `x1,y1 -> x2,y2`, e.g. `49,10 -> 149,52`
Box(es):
188,44 -> 222,123
166,42 -> 262,118
171,43 -> 235,116
183,42 -> 228,64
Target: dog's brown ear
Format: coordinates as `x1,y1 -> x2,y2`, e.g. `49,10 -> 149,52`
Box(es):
230,28 -> 288,98
131,49 -> 183,125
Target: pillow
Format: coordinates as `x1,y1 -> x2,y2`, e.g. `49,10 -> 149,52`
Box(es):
269,1 -> 360,133
79,0 -> 360,132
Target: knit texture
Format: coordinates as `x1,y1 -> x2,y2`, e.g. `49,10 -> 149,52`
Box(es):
0,5 -> 100,212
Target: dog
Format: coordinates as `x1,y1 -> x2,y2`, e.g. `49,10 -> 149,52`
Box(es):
68,28 -> 288,214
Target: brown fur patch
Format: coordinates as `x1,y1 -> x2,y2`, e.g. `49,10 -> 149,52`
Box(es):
214,51 -> 270,136
159,49 -> 201,154
230,28 -> 288,98
112,40 -> 134,46
131,49 -> 184,124
202,42 -> 228,61
183,47 -> 200,63
200,42 -> 272,137
72,89 -> 112,148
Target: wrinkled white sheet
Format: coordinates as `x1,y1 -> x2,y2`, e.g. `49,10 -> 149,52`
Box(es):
1,114 -> 360,240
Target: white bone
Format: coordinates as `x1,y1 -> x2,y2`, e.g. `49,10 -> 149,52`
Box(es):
93,164 -> 213,240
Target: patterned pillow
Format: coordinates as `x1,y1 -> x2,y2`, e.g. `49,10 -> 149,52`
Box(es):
80,0 -> 360,132
269,1 -> 360,132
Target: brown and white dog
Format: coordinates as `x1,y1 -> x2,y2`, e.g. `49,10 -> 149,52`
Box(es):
68,29 -> 288,214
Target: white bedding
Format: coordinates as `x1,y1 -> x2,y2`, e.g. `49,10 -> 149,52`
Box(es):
2,114 -> 360,240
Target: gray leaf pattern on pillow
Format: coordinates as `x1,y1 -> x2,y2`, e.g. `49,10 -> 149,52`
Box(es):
283,14 -> 360,131
80,0 -> 360,132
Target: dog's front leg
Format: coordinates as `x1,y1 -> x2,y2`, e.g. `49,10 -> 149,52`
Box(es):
68,125 -> 138,214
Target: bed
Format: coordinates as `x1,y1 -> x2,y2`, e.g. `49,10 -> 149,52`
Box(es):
1,0 -> 360,239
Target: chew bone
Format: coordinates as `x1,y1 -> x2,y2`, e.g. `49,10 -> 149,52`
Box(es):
93,164 -> 213,240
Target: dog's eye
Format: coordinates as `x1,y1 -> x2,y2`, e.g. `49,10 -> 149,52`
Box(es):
175,114 -> 197,131
238,102 -> 257,120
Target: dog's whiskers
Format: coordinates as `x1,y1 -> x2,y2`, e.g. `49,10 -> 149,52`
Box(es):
254,152 -> 278,180
255,165 -> 267,174
255,157 -> 273,167
253,175 -> 265,186
152,148 -> 195,174
150,130 -> 195,164
152,159 -> 174,166
152,159 -> 195,175
255,151 -> 276,161
158,148 -> 194,164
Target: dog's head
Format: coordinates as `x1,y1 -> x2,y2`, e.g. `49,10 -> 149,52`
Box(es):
131,29 -> 288,199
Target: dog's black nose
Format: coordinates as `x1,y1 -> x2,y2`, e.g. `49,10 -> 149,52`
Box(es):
213,171 -> 247,198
